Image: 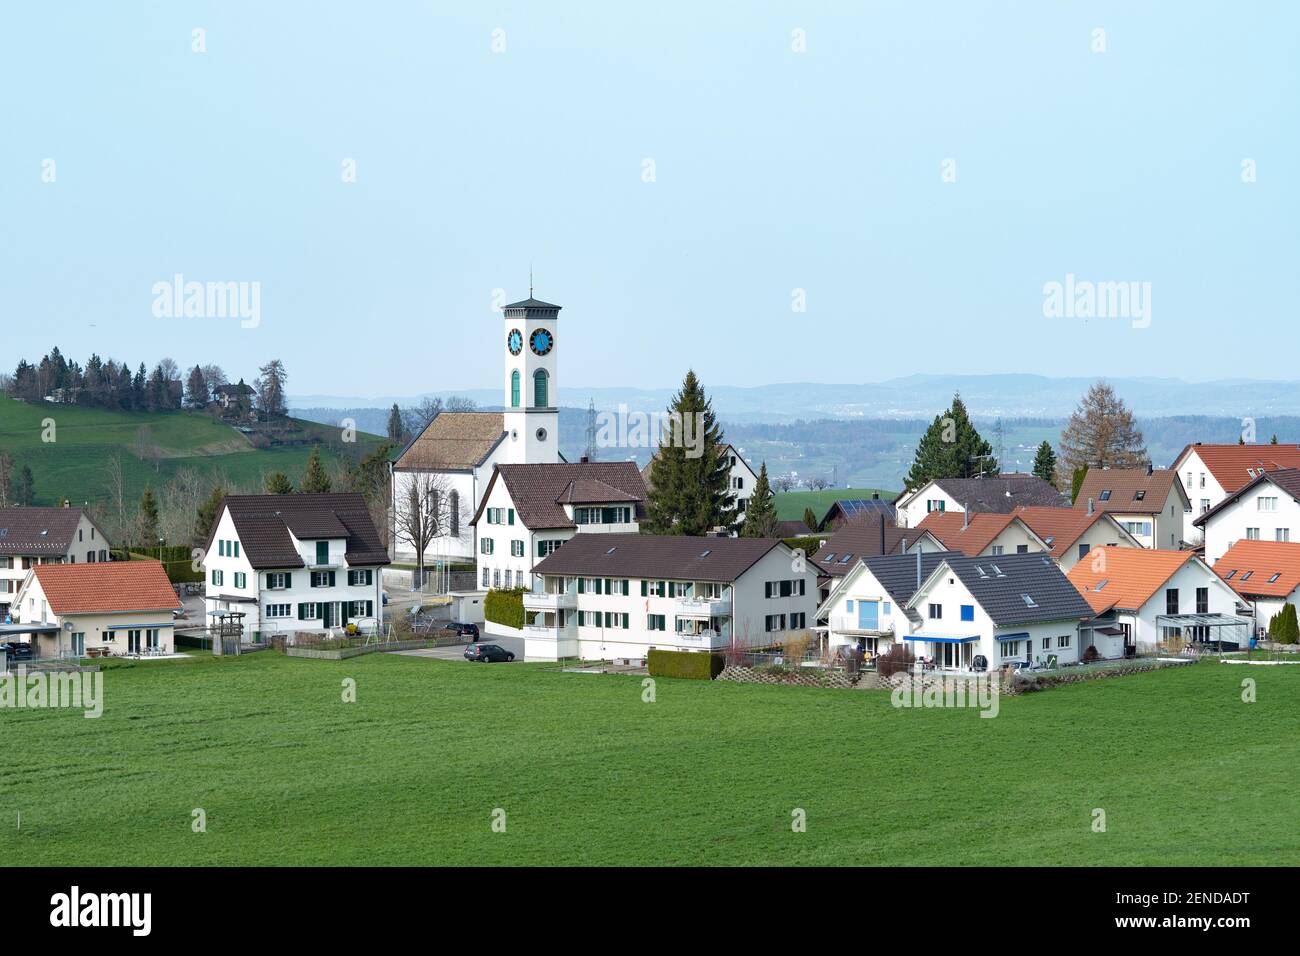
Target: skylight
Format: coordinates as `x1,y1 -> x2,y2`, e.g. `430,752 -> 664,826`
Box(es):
1223,570 -> 1237,580
1099,490 -> 1112,501
1241,571 -> 1253,581
839,554 -> 852,564
1021,594 -> 1038,607
1133,490 -> 1146,501
824,553 -> 836,562
606,547 -> 617,555
1095,579 -> 1108,590
699,549 -> 711,558
1044,536 -> 1055,547
1268,572 -> 1281,583
991,564 -> 1004,577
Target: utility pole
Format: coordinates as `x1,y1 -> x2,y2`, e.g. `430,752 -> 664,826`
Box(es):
584,398 -> 598,461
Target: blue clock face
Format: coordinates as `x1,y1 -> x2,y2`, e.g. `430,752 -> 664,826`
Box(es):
530,328 -> 554,355
507,329 -> 523,355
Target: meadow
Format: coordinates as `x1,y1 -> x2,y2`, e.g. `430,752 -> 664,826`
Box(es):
1,652 -> 1294,866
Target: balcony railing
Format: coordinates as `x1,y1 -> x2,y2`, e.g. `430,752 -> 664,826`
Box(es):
523,589 -> 577,611
827,616 -> 895,636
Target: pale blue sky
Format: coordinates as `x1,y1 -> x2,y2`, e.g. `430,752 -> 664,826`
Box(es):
3,2 -> 1296,398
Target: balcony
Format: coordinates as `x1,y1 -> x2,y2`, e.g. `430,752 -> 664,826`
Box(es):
523,588 -> 577,611
672,594 -> 732,617
827,616 -> 895,637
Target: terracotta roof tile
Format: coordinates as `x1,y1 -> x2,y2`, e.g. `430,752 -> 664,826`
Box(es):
1213,540 -> 1300,598
1075,469 -> 1183,515
1066,547 -> 1195,614
1177,443 -> 1300,494
31,560 -> 181,615
1012,506 -> 1126,559
917,511 -> 1019,556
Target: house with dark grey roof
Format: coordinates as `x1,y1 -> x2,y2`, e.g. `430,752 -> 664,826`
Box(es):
469,460 -> 647,590
818,496 -> 897,532
0,506 -> 112,622
894,474 -> 1070,530
521,532 -> 816,661
813,552 -> 948,657
809,515 -> 945,578
201,493 -> 389,638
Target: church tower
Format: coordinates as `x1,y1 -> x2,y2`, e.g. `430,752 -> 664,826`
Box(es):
501,294 -> 561,464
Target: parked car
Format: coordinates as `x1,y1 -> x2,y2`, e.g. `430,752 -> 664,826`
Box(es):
0,641 -> 34,662
464,643 -> 514,663
441,621 -> 479,641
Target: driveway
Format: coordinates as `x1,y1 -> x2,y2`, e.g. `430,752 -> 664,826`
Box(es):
393,633 -> 525,662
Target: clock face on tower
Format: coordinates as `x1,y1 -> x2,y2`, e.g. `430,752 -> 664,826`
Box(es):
507,328 -> 523,355
529,328 -> 554,356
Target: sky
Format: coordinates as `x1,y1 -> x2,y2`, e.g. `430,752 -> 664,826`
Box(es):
2,1 -> 1296,400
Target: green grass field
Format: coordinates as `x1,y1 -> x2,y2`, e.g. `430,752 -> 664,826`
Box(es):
774,486 -> 897,522
0,397 -> 382,507
2,653 -> 1294,866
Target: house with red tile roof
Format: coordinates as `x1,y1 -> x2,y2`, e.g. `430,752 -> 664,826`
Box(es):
1172,442 -> 1300,544
1067,547 -> 1247,657
1192,467 -> 1300,567
916,510 -> 1049,559
1211,539 -> 1300,639
1011,505 -> 1142,572
12,560 -> 180,659
1073,467 -> 1190,549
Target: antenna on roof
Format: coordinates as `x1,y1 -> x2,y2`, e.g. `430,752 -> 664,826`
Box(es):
529,263 -> 534,298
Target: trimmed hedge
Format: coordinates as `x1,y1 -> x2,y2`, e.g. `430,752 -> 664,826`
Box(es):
782,535 -> 823,556
648,649 -> 724,680
484,587 -> 526,630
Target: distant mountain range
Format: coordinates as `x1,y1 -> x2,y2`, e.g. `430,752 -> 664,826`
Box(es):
291,374 -> 1300,424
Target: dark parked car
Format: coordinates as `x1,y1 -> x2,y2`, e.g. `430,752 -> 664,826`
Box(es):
0,641 -> 34,662
464,643 -> 514,663
441,621 -> 480,640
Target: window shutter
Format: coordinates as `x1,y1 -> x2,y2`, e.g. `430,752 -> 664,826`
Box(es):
577,578 -> 585,594
328,571 -> 336,587
595,579 -> 603,594
765,582 -> 772,598
668,582 -> 676,598
622,613 -> 629,629
640,580 -> 647,597
297,603 -> 306,620
366,601 -> 373,617
284,572 -> 292,588
800,579 -> 806,596
508,509 -> 515,525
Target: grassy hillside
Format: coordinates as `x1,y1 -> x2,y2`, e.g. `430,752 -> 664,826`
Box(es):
0,653 -> 1294,865
774,486 -> 897,522
0,397 -> 384,508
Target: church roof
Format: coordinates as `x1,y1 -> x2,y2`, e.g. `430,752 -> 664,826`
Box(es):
503,297 -> 561,311
394,412 -> 507,472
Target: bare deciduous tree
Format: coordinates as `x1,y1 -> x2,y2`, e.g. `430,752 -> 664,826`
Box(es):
104,452 -> 127,535
391,471 -> 466,590
1056,381 -> 1148,486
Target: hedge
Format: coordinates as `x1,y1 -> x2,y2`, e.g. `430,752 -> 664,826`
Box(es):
647,649 -> 724,680
484,587 -> 527,630
782,536 -> 823,556
118,546 -> 205,584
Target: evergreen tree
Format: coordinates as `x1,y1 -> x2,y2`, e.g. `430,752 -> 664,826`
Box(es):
14,465 -> 35,506
741,463 -> 779,538
387,404 -> 405,443
903,393 -> 996,491
184,365 -> 209,408
1032,441 -> 1058,486
1268,603 -> 1299,644
1271,434 -> 1280,445
264,471 -> 294,494
195,485 -> 226,544
643,370 -> 737,535
138,485 -> 160,544
803,506 -> 819,532
1070,466 -> 1088,506
300,446 -> 332,494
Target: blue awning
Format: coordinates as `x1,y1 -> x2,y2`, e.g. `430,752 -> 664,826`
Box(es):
996,631 -> 1030,641
903,635 -> 979,644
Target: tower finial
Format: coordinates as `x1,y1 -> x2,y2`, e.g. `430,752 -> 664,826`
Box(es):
529,263 -> 533,298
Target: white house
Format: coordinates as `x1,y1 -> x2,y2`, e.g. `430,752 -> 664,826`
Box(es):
390,295 -> 564,569
1212,539 -> 1300,640
1068,547 -> 1249,656
1074,467 -> 1189,550
1171,442 -> 1300,545
816,551 -> 1095,671
202,493 -> 389,639
0,506 -> 112,622
469,460 -> 647,590
523,532 -> 817,662
1193,467 -> 1300,567
1011,505 -> 1143,572
916,511 -> 1050,558
810,515 -> 945,579
11,560 -> 180,658
894,474 -> 1069,529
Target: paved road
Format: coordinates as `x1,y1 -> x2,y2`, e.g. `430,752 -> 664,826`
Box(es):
395,633 -> 525,662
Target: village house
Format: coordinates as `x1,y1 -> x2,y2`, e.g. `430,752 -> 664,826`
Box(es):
807,514 -> 944,604
1171,442 -> 1300,545
469,460 -> 647,590
817,496 -> 896,532
1193,467 -> 1300,567
1211,539 -> 1300,640
1068,547 -> 1248,657
893,474 -> 1069,529
0,506 -> 112,623
524,532 -> 816,662
916,510 -> 1050,558
11,560 -> 180,658
1011,505 -> 1142,572
1074,467 -> 1189,550
201,493 -> 389,639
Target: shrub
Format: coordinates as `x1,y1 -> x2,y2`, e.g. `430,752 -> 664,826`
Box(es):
877,643 -> 915,679
783,535 -> 823,556
783,630 -> 812,662
1081,645 -> 1101,663
484,587 -> 526,630
1268,603 -> 1299,644
648,649 -> 724,680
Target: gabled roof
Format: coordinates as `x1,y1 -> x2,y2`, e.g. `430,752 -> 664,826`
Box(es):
1193,468 -> 1300,528
1011,506 -> 1138,559
394,412 -> 506,472
1213,540 -> 1300,599
1066,547 -> 1196,614
0,507 -> 93,555
860,552 -> 951,608
1075,468 -> 1186,515
212,493 -> 390,569
902,474 -> 1070,514
30,560 -> 180,615
471,462 -> 648,530
809,515 -> 932,573
916,511 -> 1047,557
1175,443 -> 1300,494
918,552 -> 1096,627
819,498 -> 896,528
531,532 -> 783,583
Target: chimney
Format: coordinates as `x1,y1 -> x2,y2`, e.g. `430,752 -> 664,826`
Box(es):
963,507 -> 969,530
872,491 -> 880,500
901,537 -> 908,554
1087,497 -> 1095,515
580,456 -> 589,464
1146,463 -> 1153,476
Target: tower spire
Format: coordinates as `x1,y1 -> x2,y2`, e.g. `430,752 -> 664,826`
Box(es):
529,263 -> 533,298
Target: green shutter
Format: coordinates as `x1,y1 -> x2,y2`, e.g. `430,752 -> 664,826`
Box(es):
366,600 -> 373,617
578,610 -> 584,626
640,580 -> 647,597
595,579 -> 603,594
508,509 -> 515,525
297,603 -> 306,620
668,582 -> 676,598
328,571 -> 336,587
284,572 -> 292,588
577,577 -> 585,594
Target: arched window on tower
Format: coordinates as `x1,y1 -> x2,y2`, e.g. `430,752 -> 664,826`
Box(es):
510,370 -> 520,408
533,370 -> 549,408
